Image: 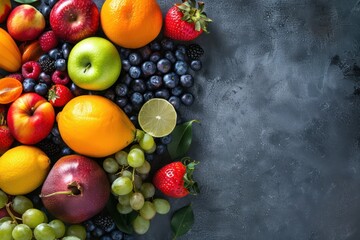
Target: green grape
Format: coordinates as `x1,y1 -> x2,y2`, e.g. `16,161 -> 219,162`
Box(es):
12,223 -> 32,240
135,160 -> 151,175
118,194 -> 131,206
0,190 -> 8,209
34,223 -> 56,240
139,133 -> 156,152
107,173 -> 118,183
48,219 -> 66,238
135,129 -> 145,142
130,144 -> 143,151
127,148 -> 145,168
22,208 -> 46,228
0,220 -> 15,240
103,157 -> 120,174
0,217 -> 12,225
132,215 -> 150,235
139,201 -> 156,220
133,174 -> 143,191
111,176 -> 133,195
66,225 -> 86,240
116,203 -> 133,214
114,151 -> 128,166
12,195 -> 33,215
144,144 -> 156,154
129,192 -> 145,210
139,173 -> 149,180
140,183 -> 155,199
153,198 -> 171,214
62,237 -> 81,240
121,170 -> 132,178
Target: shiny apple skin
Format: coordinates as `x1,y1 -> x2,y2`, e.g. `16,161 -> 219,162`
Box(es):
50,0 -> 100,43
0,0 -> 11,24
40,155 -> 110,224
7,93 -> 55,145
6,4 -> 45,41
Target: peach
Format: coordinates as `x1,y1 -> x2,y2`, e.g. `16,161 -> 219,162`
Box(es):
0,0 -> 11,24
7,4 -> 45,42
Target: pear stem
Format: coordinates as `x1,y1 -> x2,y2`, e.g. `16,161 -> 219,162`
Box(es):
39,190 -> 74,198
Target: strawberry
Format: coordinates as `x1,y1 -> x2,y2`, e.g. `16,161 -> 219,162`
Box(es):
48,84 -> 73,107
0,108 -> 14,155
164,0 -> 212,41
153,159 -> 199,198
39,31 -> 58,52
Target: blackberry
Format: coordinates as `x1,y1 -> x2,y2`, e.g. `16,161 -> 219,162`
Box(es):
186,44 -> 204,60
39,57 -> 56,74
36,139 -> 62,162
93,213 -> 116,233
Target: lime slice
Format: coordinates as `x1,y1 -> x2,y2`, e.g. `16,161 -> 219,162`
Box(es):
138,98 -> 177,138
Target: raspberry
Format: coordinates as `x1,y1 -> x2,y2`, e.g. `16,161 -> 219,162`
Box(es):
39,31 -> 59,52
6,73 -> 24,82
22,61 -> 42,79
51,70 -> 70,85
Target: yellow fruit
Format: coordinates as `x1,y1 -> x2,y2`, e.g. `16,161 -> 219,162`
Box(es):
0,27 -> 22,72
0,145 -> 50,195
100,0 -> 163,48
57,95 -> 136,157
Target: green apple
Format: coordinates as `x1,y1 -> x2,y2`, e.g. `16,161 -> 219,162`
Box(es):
67,37 -> 121,91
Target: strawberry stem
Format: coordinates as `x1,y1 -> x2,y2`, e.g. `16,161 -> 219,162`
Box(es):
181,157 -> 200,195
176,0 -> 212,33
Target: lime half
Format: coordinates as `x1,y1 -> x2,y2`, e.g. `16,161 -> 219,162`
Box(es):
138,98 -> 177,138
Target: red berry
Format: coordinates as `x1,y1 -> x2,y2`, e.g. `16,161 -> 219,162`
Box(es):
39,31 -> 59,52
48,84 -> 73,107
21,61 -> 41,79
0,112 -> 14,155
6,73 -> 24,83
51,70 -> 70,85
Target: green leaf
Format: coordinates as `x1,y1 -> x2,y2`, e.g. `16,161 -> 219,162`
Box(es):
14,0 -> 39,3
106,196 -> 136,235
171,204 -> 194,239
167,120 -> 199,160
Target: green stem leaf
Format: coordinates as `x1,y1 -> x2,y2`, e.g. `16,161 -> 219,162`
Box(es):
171,204 -> 194,239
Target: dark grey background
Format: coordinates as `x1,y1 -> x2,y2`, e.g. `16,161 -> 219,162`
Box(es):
7,0 -> 360,239
98,0 -> 360,239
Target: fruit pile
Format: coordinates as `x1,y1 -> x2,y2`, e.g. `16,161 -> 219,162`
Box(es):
0,0 -> 211,239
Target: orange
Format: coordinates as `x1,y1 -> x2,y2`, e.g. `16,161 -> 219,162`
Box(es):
57,95 -> 136,158
100,0 -> 163,49
0,77 -> 23,104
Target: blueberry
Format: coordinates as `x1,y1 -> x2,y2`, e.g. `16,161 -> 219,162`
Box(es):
52,136 -> 63,145
163,72 -> 179,89
84,220 -> 96,232
147,75 -> 162,90
130,115 -> 138,125
104,222 -> 116,233
156,144 -> 167,155
48,0 -> 58,7
139,46 -> 152,60
181,92 -> 194,106
115,83 -> 128,96
70,82 -> 86,96
168,95 -> 181,110
150,41 -> 162,51
100,235 -> 112,240
122,74 -> 132,86
174,61 -> 188,75
143,91 -> 154,101
51,125 -> 60,137
49,48 -> 62,60
150,52 -> 162,63
157,59 -> 171,74
62,43 -> 72,59
175,50 -> 186,61
190,60 -> 202,71
130,92 -> 144,106
123,104 -> 133,114
39,72 -> 52,85
161,134 -> 172,144
104,89 -> 116,101
176,44 -> 187,54
141,61 -> 156,76
164,51 -> 176,63
40,5 -> 51,18
115,97 -> 128,108
128,52 -> 142,65
55,58 -> 67,71
180,74 -> 194,88
161,38 -> 174,50
131,79 -> 146,93
129,66 -> 141,79
155,89 -> 170,99
22,78 -> 36,92
145,153 -> 154,162
111,230 -> 124,240
122,59 -> 131,72
171,86 -> 184,96
62,42 -> 71,52
120,48 -> 131,59
92,227 -> 104,238
61,147 -> 73,156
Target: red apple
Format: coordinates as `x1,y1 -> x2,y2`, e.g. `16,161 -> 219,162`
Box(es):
50,0 -> 99,43
40,155 -> 110,224
0,0 -> 11,24
6,4 -> 45,42
7,93 -> 55,145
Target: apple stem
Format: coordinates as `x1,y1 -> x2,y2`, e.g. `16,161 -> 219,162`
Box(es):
5,203 -> 18,224
84,63 -> 91,73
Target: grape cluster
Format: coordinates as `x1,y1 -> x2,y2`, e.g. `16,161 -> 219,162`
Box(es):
102,131 -> 171,235
0,191 -> 87,240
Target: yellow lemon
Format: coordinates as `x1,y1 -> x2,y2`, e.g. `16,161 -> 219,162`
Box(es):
0,145 -> 50,195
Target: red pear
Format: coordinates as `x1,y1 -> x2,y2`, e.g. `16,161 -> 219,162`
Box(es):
40,154 -> 110,224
